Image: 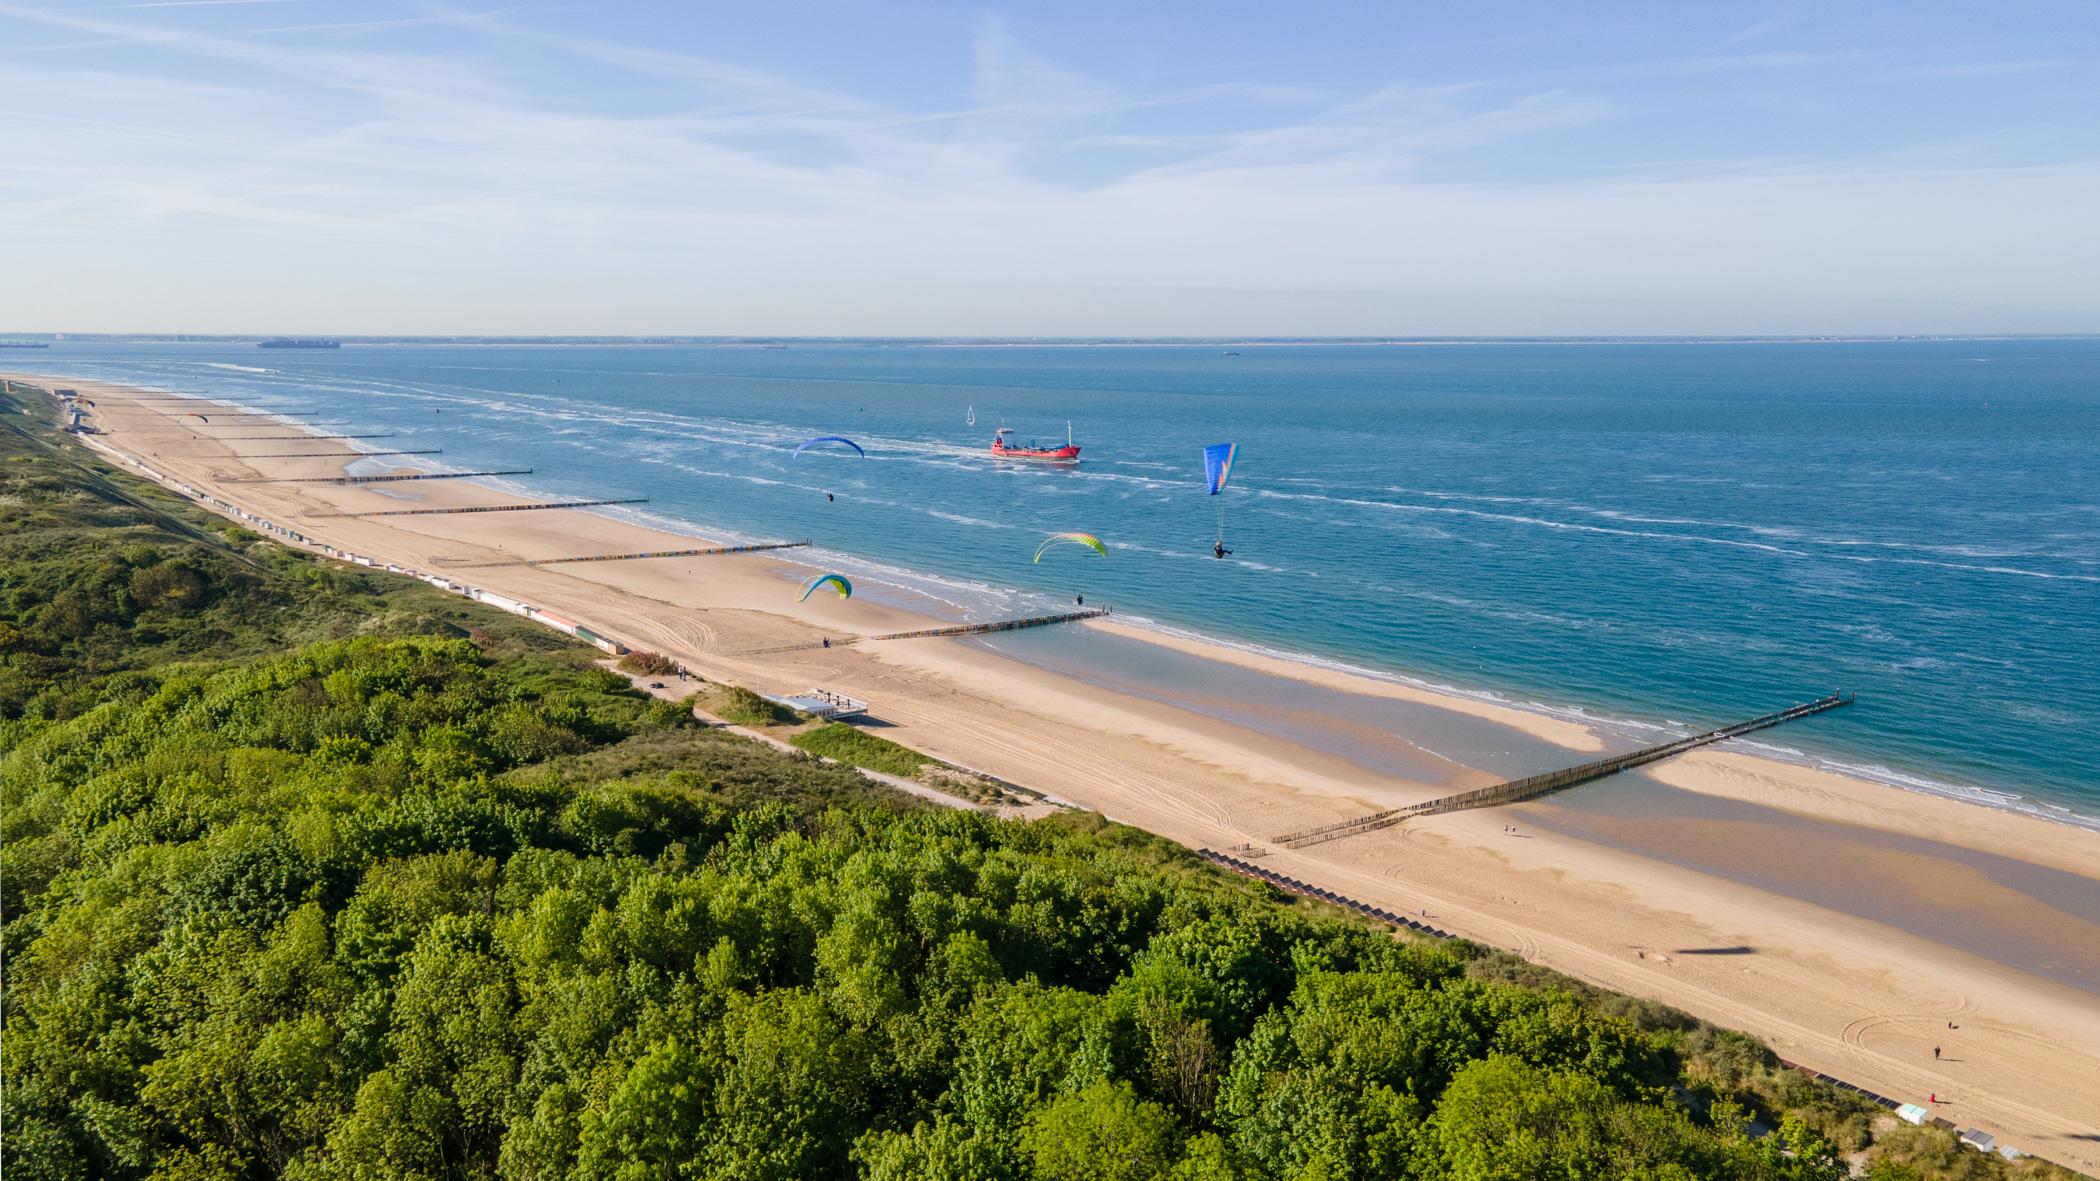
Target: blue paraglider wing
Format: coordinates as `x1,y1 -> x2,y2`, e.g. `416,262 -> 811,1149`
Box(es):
1203,442 -> 1237,495
793,435 -> 866,458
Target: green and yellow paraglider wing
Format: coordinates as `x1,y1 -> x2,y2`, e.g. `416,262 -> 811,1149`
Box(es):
1032,532 -> 1107,563
797,573 -> 853,601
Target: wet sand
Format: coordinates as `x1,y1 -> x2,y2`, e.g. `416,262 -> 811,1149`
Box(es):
20,374 -> 2100,1171
1528,772 -> 2100,992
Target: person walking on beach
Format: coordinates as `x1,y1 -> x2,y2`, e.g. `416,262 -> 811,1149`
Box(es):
1933,1045 -> 1941,1060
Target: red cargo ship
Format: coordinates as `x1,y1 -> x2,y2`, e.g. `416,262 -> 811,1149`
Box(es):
990,424 -> 1081,462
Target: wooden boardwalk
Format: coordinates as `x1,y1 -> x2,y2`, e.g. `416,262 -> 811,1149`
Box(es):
1274,693 -> 1855,849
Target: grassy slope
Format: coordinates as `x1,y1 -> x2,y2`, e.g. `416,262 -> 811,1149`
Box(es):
790,722 -> 932,778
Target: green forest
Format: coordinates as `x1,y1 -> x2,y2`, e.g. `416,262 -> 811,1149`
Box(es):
1,389 -> 2067,1180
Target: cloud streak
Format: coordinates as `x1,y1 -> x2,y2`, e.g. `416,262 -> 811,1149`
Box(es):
1,2 -> 2095,333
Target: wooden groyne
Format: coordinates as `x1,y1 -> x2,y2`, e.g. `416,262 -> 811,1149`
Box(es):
449,539 -> 812,569
1274,693 -> 1855,849
738,607 -> 1111,656
247,449 -> 444,458
313,497 -> 649,519
1199,849 -> 1457,937
869,601 -> 1108,638
217,433 -> 398,441
232,469 -> 531,485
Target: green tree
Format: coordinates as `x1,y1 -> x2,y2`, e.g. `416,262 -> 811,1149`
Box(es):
1020,1080 -> 1179,1181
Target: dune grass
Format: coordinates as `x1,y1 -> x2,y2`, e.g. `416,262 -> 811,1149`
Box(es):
790,720 -> 932,778
712,683 -> 799,726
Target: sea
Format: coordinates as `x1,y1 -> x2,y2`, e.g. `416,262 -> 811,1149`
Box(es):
32,338 -> 2100,826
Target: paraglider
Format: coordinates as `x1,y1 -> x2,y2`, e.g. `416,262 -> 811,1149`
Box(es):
183,411 -> 209,425
1033,532 -> 1107,563
793,435 -> 865,458
797,573 -> 853,601
1203,442 -> 1237,556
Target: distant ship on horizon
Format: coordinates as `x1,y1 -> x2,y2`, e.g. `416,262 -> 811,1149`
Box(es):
259,338 -> 341,349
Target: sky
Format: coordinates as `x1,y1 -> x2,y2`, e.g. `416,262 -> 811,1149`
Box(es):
3,1 -> 2097,336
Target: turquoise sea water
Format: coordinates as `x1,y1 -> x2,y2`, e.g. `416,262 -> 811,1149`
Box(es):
36,339 -> 2100,820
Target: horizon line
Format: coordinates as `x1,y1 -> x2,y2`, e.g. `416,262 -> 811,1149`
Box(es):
7,332 -> 2100,345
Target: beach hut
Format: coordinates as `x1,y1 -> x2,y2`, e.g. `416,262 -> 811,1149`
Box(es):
1894,1104 -> 1928,1126
1959,1130 -> 1996,1154
528,608 -> 581,636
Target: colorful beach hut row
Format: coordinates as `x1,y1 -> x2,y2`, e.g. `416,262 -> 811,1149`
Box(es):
73,411 -> 636,662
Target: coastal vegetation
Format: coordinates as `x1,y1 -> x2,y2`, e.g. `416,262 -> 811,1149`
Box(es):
2,391 -> 2071,1180
709,683 -> 800,727
617,650 -> 681,678
790,721 -> 932,779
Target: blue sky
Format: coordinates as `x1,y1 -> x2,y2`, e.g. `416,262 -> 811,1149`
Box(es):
4,1 -> 2097,334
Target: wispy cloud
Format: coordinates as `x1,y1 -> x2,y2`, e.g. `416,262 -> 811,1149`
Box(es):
123,0 -> 314,8
2,2 -> 2095,333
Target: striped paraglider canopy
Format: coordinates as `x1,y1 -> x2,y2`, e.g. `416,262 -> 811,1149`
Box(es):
1032,532 -> 1107,563
797,573 -> 854,601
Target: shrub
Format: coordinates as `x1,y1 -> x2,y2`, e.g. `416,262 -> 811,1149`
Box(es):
715,685 -> 796,726
619,650 -> 680,676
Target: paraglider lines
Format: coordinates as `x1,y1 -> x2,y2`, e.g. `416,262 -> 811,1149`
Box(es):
1032,531 -> 1107,562
798,573 -> 853,601
792,435 -> 866,458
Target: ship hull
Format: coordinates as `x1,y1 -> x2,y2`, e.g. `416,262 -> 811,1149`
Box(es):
991,443 -> 1081,462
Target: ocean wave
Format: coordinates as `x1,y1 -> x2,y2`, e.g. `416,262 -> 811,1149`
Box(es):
1251,488 -> 2099,582
925,510 -> 1016,530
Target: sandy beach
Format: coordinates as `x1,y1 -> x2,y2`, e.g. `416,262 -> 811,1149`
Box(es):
23,375 -> 2100,1170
